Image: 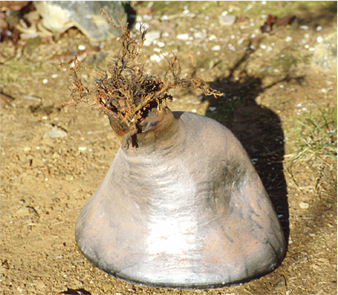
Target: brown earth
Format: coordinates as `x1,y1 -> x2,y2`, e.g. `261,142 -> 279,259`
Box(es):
0,2 -> 336,295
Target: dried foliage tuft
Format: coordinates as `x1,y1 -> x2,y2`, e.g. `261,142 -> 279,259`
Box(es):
65,9 -> 222,148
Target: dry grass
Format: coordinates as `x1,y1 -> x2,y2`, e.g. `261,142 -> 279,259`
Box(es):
285,108 -> 337,195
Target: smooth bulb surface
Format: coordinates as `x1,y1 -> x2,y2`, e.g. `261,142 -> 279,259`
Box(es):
75,111 -> 286,289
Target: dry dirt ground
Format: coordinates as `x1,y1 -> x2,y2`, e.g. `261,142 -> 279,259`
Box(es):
0,2 -> 337,295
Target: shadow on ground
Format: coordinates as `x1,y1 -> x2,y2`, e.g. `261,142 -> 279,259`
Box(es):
59,288 -> 92,295
199,46 -> 305,244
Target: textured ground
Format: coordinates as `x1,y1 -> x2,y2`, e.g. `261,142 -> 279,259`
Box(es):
0,2 -> 336,295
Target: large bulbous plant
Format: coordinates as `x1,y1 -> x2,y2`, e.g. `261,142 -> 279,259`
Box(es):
66,19 -> 286,289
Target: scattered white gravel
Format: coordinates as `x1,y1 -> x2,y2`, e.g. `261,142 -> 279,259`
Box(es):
286,36 -> 292,42
42,79 -> 48,84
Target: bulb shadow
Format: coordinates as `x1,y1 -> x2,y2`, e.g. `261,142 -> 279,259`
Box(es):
199,47 -> 303,244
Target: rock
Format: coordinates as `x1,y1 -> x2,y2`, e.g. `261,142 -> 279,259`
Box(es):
43,126 -> 67,138
33,1 -> 127,41
219,15 -> 237,26
143,30 -> 161,46
299,202 -> 310,209
274,275 -> 286,288
311,32 -> 337,71
176,33 -> 190,41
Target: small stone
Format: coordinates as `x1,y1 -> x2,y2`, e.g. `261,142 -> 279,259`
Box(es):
211,45 -> 221,51
102,283 -> 112,292
317,36 -> 324,43
274,275 -> 286,288
76,280 -> 84,288
150,54 -> 163,63
43,126 -> 67,138
35,281 -> 46,290
23,146 -> 31,152
143,30 -> 161,46
299,202 -> 309,209
65,174 -> 74,181
219,15 -> 237,26
311,32 -> 337,71
16,207 -> 31,216
177,33 -> 190,41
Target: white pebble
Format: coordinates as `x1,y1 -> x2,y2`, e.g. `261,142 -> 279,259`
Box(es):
305,44 -> 309,48
317,36 -> 323,43
78,147 -> 87,152
191,109 -> 197,113
177,33 -> 190,41
51,74 -> 58,78
221,10 -> 228,16
193,31 -> 204,39
316,26 -> 322,31
78,45 -> 86,50
208,35 -> 217,41
150,54 -> 163,62
260,44 -> 266,49
309,47 -> 315,51
286,36 -> 292,42
300,25 -> 308,30
304,34 -> 309,38
157,41 -> 165,47
211,45 -> 221,51
42,79 -> 48,84
299,202 -> 309,209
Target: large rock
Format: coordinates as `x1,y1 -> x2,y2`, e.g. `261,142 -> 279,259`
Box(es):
34,1 -> 127,41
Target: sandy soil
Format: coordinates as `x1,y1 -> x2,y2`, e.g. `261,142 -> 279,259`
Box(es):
0,2 -> 336,295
